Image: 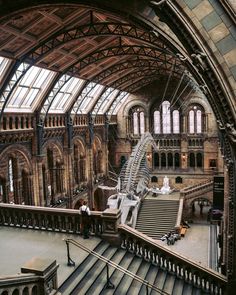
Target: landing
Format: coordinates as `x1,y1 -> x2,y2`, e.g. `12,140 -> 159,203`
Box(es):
0,226 -> 101,286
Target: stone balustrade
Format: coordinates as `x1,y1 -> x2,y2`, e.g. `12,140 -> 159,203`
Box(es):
0,203 -> 103,236
0,204 -> 228,294
180,180 -> 213,198
0,257 -> 59,295
118,224 -> 227,294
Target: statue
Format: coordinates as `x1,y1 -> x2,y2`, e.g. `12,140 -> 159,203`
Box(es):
161,176 -> 171,194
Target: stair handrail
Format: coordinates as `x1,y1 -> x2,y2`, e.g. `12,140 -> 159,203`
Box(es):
118,224 -> 227,294
174,197 -> 184,231
180,179 -> 213,194
63,238 -> 170,295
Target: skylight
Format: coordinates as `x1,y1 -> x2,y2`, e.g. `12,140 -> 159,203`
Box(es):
49,77 -> 85,113
0,56 -> 11,82
5,65 -> 55,113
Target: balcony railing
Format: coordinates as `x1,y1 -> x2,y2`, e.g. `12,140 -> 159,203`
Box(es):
118,224 -> 227,295
0,203 -> 103,236
0,204 -> 227,294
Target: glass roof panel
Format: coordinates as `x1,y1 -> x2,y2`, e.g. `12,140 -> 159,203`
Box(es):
49,77 -> 85,113
0,56 -> 12,84
108,92 -> 129,115
98,89 -> 119,114
80,84 -> 104,113
5,65 -> 55,112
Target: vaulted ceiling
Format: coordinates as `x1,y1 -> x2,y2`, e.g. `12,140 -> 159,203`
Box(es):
0,1 -> 192,119
0,0 -> 234,135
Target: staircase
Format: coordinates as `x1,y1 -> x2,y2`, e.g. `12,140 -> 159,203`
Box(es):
58,240 -> 208,294
135,198 -> 180,240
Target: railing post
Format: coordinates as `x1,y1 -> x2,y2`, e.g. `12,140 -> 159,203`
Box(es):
65,240 -> 75,267
101,208 -> 121,246
104,263 -> 115,289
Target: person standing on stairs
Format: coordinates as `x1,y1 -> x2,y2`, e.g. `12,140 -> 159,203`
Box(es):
80,200 -> 91,239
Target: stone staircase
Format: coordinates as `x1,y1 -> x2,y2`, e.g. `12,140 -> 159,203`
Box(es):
135,198 -> 180,240
58,240 -> 208,294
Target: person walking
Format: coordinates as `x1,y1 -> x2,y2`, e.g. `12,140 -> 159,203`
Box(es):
80,200 -> 91,239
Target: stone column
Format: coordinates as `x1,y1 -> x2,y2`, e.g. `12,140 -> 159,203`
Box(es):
101,208 -> 121,246
64,147 -> 73,208
33,156 -> 44,206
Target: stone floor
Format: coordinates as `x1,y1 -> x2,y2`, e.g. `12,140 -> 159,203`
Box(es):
160,223 -> 210,267
0,198 -> 218,287
0,227 -> 101,286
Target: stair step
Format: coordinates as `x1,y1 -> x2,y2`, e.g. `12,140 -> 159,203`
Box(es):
126,259 -> 151,295
59,241 -> 109,294
85,248 -> 127,295
163,273 -> 176,294
113,255 -> 143,294
100,251 -> 136,294
70,245 -> 118,294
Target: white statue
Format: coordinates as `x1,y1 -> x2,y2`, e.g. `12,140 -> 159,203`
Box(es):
163,176 -> 169,187
161,176 -> 171,194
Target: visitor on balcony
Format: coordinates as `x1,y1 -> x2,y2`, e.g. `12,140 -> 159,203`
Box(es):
80,200 -> 91,239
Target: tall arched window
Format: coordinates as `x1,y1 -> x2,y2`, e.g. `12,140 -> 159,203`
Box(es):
154,153 -> 159,168
153,101 -> 180,134
173,110 -> 180,134
154,110 -> 160,134
129,106 -> 145,136
196,110 -> 202,133
189,110 -> 195,134
133,112 -> 139,135
8,158 -> 14,193
162,101 -> 171,134
188,105 -> 204,134
140,112 -> 145,134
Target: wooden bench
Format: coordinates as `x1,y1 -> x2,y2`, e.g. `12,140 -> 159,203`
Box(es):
180,226 -> 187,237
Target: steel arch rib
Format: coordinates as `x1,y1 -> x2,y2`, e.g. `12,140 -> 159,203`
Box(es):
40,44 -> 177,122
0,21 -> 173,121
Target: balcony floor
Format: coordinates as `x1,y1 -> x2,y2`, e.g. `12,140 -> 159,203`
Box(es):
0,226 -> 101,286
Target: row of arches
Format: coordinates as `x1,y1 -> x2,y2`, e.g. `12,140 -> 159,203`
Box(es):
152,152 -> 203,169
0,135 -> 104,206
128,102 -> 206,136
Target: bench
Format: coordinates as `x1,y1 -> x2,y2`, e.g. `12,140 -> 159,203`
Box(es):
180,226 -> 187,237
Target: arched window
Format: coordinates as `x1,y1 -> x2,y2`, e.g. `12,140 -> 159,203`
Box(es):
129,106 -> 145,136
151,176 -> 158,183
189,110 -> 194,134
174,153 -> 180,168
140,112 -> 145,134
176,176 -> 182,184
167,153 -> 173,168
196,110 -> 202,133
173,110 -> 180,134
197,153 -> 203,168
154,110 -> 161,134
0,177 -> 7,203
188,105 -> 204,134
133,112 -> 139,135
161,153 -> 166,168
189,153 -> 195,168
162,101 -> 171,134
8,158 -> 14,193
154,153 -> 159,168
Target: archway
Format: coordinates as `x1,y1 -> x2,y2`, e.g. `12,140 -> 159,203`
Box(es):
189,197 -> 212,224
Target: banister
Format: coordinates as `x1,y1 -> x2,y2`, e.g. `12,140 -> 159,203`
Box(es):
118,224 -> 227,294
63,238 -> 169,295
